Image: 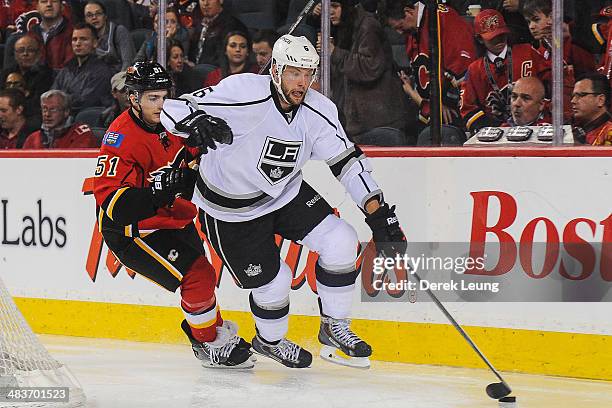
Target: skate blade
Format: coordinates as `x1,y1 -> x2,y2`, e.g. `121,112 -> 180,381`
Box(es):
201,359 -> 255,369
319,345 -> 370,369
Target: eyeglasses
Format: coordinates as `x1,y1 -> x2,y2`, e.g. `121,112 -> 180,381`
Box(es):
571,92 -> 602,99
85,11 -> 104,19
5,81 -> 25,88
15,47 -> 39,55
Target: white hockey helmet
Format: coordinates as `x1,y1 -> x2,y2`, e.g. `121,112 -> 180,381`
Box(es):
270,34 -> 320,102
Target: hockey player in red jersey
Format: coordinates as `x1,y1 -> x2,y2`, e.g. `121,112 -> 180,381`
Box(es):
460,9 -> 550,134
92,61 -> 253,369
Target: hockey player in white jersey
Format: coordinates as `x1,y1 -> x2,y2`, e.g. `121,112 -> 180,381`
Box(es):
161,34 -> 406,369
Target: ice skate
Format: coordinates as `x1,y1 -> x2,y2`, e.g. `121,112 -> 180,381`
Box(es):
318,316 -> 372,369
181,320 -> 254,369
251,334 -> 312,368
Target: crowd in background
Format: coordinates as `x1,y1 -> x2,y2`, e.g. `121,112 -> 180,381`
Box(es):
0,0 -> 611,149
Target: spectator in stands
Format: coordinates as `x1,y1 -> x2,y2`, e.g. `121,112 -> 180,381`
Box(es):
30,0 -> 74,70
3,71 -> 42,129
203,31 -> 258,87
507,76 -> 550,126
522,0 -> 596,122
460,9 -> 550,134
314,1 -> 410,145
166,41 -> 201,95
386,0 -> 475,144
98,70 -> 130,129
0,34 -> 53,125
23,89 -> 98,148
84,1 -> 135,72
189,0 -> 248,66
252,29 -> 279,72
571,73 -> 612,146
135,8 -> 190,63
0,89 -> 36,149
52,22 -> 113,113
479,0 -> 534,45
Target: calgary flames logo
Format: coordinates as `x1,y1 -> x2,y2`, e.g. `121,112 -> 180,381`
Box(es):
480,15 -> 500,33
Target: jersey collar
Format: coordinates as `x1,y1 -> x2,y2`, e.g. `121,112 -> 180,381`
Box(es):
486,45 -> 509,63
129,107 -> 165,134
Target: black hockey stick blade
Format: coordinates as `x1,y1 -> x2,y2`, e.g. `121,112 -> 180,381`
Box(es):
486,381 -> 512,399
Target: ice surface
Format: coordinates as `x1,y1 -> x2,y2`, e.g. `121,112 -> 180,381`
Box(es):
41,335 -> 612,408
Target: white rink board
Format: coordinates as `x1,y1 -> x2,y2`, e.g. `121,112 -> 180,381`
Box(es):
1,154 -> 611,335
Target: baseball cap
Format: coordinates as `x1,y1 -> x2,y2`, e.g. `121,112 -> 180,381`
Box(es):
474,9 -> 510,41
111,71 -> 127,91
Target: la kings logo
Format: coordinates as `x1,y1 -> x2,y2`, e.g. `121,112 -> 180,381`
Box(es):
258,137 -> 302,185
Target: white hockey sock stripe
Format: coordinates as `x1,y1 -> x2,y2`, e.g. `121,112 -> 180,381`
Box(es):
316,282 -> 355,320
183,302 -> 219,329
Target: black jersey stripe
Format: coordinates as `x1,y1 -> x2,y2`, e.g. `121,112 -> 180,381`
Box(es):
302,102 -> 337,130
195,176 -> 271,210
198,95 -> 272,107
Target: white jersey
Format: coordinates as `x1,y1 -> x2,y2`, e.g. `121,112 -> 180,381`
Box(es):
161,73 -> 381,222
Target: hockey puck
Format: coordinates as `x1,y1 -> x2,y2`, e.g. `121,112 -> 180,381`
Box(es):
498,396 -> 517,407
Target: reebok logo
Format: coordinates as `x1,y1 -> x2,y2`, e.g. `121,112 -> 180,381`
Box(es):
386,216 -> 398,225
306,194 -> 322,208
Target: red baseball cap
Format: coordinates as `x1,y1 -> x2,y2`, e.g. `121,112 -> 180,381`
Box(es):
474,9 -> 510,41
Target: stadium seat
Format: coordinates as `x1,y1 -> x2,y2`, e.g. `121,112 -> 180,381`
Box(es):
75,107 -> 106,129
231,0 -> 277,31
90,127 -> 108,143
130,28 -> 152,54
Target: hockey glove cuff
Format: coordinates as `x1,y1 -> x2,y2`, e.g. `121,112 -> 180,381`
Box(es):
365,203 -> 407,258
151,168 -> 198,208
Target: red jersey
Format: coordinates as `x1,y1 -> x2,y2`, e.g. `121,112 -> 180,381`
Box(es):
23,122 -> 98,148
406,4 -> 475,122
460,43 -> 550,133
580,113 -> 612,146
93,109 -> 199,236
535,38 -> 590,123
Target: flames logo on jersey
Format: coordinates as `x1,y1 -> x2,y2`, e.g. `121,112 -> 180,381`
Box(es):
485,84 -> 512,122
147,146 -> 186,183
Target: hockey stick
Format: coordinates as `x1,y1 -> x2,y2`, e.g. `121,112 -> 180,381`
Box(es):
410,270 -> 512,400
258,0 -> 318,74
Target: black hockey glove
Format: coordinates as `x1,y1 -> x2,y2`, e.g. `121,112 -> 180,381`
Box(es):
174,110 -> 233,154
365,203 -> 407,258
151,168 -> 198,208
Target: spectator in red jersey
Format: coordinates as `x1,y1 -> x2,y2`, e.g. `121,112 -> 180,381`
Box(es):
23,89 -> 98,148
0,89 -> 36,149
571,73 -> 612,146
189,0 -> 248,66
386,0 -> 475,145
29,0 -> 74,70
203,31 -> 257,87
507,76 -> 550,126
460,9 -> 550,134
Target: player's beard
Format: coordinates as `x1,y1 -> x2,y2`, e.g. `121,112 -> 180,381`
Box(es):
280,81 -> 306,107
